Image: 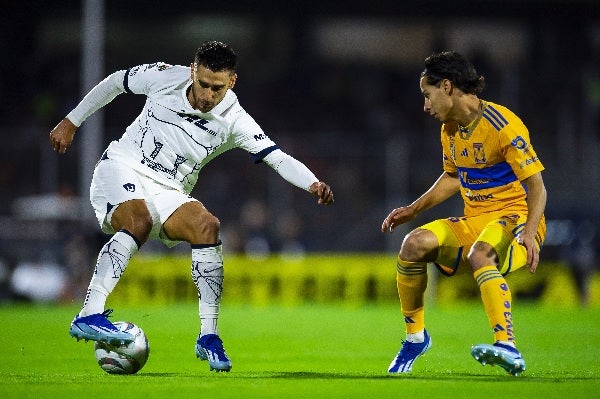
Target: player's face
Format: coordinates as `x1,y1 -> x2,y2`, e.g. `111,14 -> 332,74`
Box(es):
189,64 -> 237,112
420,77 -> 452,123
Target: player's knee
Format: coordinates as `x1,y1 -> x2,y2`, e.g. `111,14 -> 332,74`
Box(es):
129,213 -> 153,244
112,207 -> 153,244
192,212 -> 220,243
399,229 -> 437,262
202,213 -> 220,237
467,242 -> 498,270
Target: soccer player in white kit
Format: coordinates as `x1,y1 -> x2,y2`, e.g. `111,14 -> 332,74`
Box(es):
49,41 -> 334,372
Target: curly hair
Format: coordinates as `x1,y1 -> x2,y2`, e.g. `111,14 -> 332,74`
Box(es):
421,51 -> 485,95
194,41 -> 237,73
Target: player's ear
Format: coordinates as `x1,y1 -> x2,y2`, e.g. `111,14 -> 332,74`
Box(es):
442,79 -> 453,95
229,73 -> 237,89
190,63 -> 195,80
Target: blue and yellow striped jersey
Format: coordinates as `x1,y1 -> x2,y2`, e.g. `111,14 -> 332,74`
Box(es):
441,100 -> 544,217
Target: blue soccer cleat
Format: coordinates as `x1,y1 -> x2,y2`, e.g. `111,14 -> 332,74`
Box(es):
388,329 -> 432,373
471,342 -> 526,376
195,334 -> 232,372
69,309 -> 134,346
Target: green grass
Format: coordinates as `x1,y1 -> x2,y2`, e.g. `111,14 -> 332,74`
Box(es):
0,302 -> 598,398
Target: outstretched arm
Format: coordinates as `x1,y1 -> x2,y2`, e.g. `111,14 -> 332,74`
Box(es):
262,149 -> 334,205
49,70 -> 126,154
381,171 -> 460,233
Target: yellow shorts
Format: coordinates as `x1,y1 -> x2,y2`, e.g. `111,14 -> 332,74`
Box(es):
421,212 -> 546,276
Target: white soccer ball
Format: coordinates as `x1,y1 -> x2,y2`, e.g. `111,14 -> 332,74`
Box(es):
94,321 -> 150,374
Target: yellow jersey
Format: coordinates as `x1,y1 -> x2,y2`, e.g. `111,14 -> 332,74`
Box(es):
441,100 -> 544,217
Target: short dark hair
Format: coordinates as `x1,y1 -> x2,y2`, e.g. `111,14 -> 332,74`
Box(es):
194,41 -> 237,73
421,51 -> 485,95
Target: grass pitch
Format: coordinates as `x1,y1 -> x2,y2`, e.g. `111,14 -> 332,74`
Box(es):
0,302 -> 598,398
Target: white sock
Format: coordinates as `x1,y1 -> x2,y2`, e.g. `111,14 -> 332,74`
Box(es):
406,330 -> 425,343
199,303 -> 219,336
191,243 -> 223,336
80,230 -> 139,316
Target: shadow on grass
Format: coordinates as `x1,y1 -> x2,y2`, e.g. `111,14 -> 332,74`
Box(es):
140,371 -> 598,382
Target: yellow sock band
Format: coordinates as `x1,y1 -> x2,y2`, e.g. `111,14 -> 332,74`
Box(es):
474,265 -> 514,343
396,256 -> 428,334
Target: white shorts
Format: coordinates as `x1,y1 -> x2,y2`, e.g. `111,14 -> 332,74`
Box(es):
90,158 -> 197,247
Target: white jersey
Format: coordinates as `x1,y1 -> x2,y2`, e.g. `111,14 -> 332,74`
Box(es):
68,62 -> 317,194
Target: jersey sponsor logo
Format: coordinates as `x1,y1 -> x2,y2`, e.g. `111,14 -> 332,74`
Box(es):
458,163 -> 518,190
519,155 -> 539,169
473,143 -> 486,164
511,135 -> 527,150
465,190 -> 494,202
141,62 -> 170,73
152,62 -> 170,71
253,133 -> 267,141
177,112 -> 218,137
128,63 -> 170,79
460,171 -> 492,186
511,135 -> 533,156
123,183 -> 136,192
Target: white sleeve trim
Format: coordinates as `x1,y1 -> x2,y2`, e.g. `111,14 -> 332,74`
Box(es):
66,70 -> 126,126
262,149 -> 318,191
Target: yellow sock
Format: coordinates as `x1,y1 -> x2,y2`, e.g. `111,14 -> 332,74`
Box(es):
396,256 -> 428,334
474,265 -> 514,343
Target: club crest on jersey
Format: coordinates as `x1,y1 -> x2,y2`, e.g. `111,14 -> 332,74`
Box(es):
473,143 -> 486,164
123,183 -> 136,192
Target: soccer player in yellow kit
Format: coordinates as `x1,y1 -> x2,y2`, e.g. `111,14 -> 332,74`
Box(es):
381,51 -> 547,376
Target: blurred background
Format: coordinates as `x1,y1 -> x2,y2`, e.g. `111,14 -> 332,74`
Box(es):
1,0 -> 598,305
